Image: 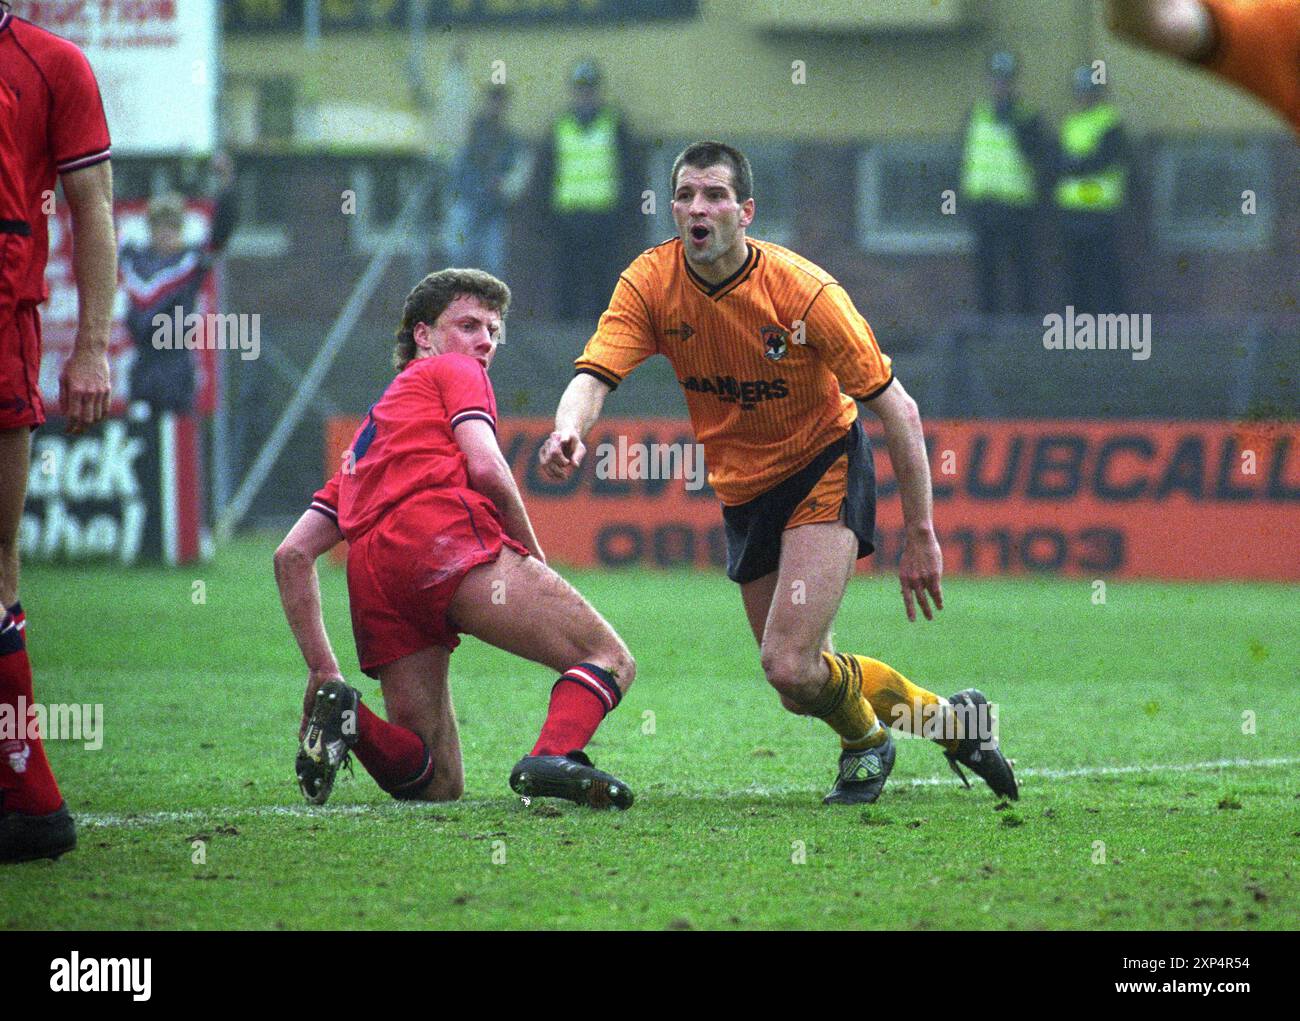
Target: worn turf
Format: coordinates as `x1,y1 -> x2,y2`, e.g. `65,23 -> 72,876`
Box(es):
3,535 -> 1297,930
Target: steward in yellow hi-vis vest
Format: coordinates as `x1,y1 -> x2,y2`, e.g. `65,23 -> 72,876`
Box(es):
551,109 -> 620,215
959,52 -> 1048,315
543,140 -> 1023,808
545,60 -> 634,320
1056,68 -> 1130,313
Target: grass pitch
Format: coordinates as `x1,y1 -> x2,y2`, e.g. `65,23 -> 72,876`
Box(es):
3,535 -> 1297,930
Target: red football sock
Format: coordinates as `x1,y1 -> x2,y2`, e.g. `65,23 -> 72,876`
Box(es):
532,663 -> 622,756
352,698 -> 433,798
0,607 -> 63,816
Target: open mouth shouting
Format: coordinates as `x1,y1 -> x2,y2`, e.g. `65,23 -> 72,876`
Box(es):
688,223 -> 711,248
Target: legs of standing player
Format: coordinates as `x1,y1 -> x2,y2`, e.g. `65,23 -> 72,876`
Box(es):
0,426 -> 75,861
745,521 -> 882,728
749,520 -> 894,803
740,519 -> 961,750
0,426 -> 29,609
738,518 -> 1018,800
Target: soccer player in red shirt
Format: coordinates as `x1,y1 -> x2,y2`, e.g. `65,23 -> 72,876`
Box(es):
275,269 -> 636,809
0,2 -> 117,864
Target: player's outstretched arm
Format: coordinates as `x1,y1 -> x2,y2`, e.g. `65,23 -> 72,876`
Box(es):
540,373 -> 611,481
455,418 -> 546,562
1105,0 -> 1214,59
274,510 -> 346,733
864,380 -> 944,623
59,161 -> 117,434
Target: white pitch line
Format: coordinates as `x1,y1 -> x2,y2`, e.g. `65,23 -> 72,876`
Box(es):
73,755 -> 1300,830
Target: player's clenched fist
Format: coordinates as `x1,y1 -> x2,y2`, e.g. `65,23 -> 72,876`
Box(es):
539,429 -> 586,481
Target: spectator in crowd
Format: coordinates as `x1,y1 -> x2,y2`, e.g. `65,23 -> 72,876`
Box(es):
443,84 -> 533,280
540,60 -> 636,320
120,153 -> 238,414
1054,69 -> 1130,312
959,51 -> 1049,315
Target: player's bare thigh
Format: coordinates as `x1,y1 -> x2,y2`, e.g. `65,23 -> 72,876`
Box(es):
0,426 -> 31,607
739,571 -> 779,647
741,571 -> 836,654
377,645 -> 464,801
448,548 -> 634,694
759,520 -> 857,708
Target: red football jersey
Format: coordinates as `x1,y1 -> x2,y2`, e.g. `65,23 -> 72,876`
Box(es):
0,78 -> 25,225
0,10 -> 112,304
311,353 -> 501,541
1,75 -> 30,282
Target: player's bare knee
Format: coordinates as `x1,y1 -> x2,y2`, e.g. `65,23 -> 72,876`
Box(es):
604,637 -> 635,694
584,626 -> 635,694
761,647 -> 822,704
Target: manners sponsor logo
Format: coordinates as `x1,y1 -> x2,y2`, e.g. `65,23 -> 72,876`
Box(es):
50,953 -> 151,1001
680,374 -> 789,410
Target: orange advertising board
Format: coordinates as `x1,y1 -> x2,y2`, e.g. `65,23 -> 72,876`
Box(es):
325,418 -> 1300,581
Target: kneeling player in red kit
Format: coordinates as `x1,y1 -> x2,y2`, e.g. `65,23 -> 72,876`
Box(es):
274,269 -> 635,809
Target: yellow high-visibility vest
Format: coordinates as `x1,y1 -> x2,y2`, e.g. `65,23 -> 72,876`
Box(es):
1055,103 -> 1126,212
552,110 -> 620,214
960,100 -> 1038,208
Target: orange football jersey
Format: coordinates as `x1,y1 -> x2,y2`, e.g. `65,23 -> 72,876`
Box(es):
1200,0 -> 1300,132
575,237 -> 893,505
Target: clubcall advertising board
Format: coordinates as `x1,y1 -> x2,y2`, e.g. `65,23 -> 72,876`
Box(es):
323,417 -> 1300,581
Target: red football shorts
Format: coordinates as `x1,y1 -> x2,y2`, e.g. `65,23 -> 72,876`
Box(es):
345,490 -> 529,677
0,257 -> 43,431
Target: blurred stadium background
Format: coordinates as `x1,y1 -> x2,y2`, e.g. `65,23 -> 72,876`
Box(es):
19,0 -> 1299,576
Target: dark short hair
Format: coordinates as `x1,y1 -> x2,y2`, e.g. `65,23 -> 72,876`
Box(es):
393,268 -> 511,372
670,141 -> 753,204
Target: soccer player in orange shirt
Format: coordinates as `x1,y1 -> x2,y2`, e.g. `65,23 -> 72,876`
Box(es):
1106,0 -> 1300,132
540,141 -> 1018,805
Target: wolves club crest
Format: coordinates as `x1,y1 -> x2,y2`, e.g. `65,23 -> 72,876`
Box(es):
761,325 -> 788,361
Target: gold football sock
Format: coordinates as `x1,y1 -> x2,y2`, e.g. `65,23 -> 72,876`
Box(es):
848,654 -> 961,752
810,652 -> 887,750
